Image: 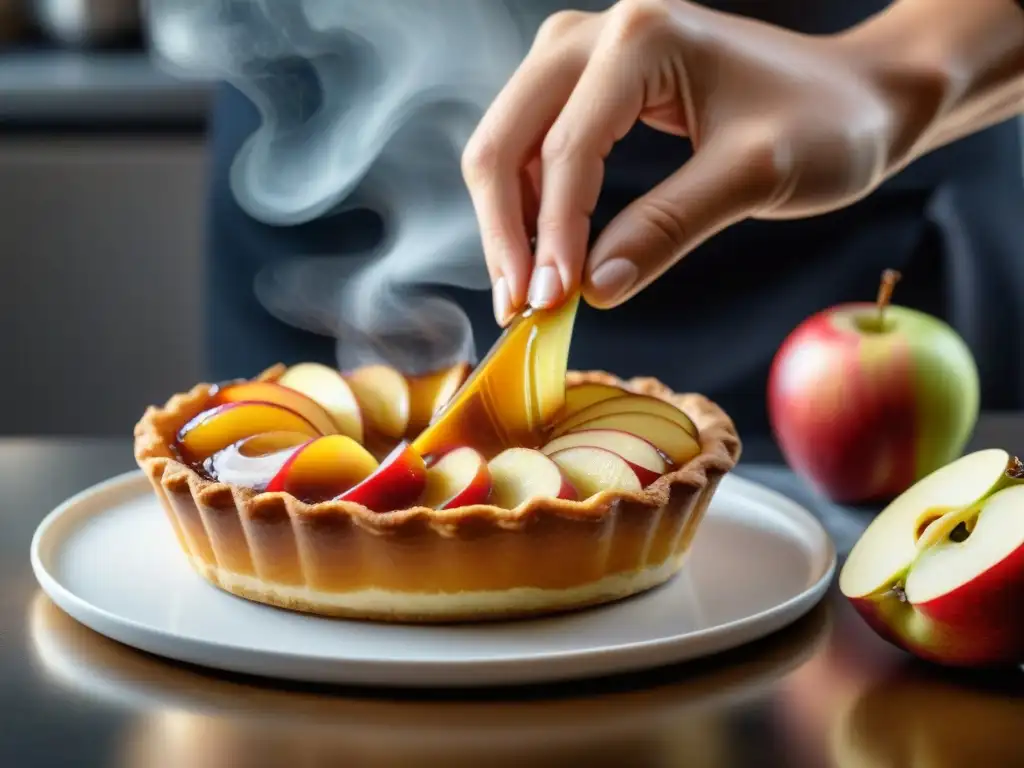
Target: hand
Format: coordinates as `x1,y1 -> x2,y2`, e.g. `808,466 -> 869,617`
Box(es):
461,0 -> 1024,325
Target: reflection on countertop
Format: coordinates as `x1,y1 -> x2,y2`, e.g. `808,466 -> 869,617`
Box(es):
28,592 -> 831,768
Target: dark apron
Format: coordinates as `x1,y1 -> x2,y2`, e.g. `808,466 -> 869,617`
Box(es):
203,1 -> 1024,440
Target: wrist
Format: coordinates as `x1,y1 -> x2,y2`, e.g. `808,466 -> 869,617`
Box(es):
835,0 -> 1024,163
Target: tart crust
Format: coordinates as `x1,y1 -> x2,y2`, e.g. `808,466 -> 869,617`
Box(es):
133,365 -> 741,623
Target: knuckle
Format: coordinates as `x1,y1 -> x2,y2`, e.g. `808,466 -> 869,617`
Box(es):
730,129 -> 788,204
540,127 -> 575,166
606,0 -> 674,46
636,195 -> 690,251
461,133 -> 501,186
535,10 -> 588,46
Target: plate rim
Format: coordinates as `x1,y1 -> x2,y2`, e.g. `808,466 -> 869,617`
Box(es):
30,469 -> 837,687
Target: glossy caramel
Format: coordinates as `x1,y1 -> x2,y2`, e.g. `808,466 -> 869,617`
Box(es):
412,295 -> 580,461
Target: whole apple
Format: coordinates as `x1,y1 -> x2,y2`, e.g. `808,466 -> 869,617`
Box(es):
768,270 -> 980,504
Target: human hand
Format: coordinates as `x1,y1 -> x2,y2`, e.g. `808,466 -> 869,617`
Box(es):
461,0 -> 1024,324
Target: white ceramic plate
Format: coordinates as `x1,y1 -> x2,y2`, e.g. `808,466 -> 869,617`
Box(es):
30,470 -> 835,688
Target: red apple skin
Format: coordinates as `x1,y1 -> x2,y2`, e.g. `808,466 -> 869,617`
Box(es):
438,469 -> 491,509
848,541 -> 1024,667
767,302 -> 977,504
423,452 -> 492,509
336,442 -> 427,512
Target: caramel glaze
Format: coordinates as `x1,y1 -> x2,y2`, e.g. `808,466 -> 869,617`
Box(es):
134,364 -> 741,622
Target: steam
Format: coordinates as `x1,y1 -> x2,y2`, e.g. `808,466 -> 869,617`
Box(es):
146,0 -> 604,373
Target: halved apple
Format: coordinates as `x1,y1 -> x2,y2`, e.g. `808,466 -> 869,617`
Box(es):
336,442 -> 427,512
419,446 -> 491,509
205,432 -> 311,490
212,380 -> 338,437
488,448 -> 577,509
552,393 -> 698,440
277,362 -> 364,443
345,365 -> 411,440
562,382 -> 626,418
839,448 -> 1024,666
563,412 -> 700,466
549,446 -> 642,500
177,402 -> 321,463
542,429 -> 667,486
266,434 -> 379,501
406,362 -> 471,435
413,294 -> 580,460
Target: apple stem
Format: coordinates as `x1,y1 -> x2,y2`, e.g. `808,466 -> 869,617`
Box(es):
1008,456 -> 1024,478
876,269 -> 901,327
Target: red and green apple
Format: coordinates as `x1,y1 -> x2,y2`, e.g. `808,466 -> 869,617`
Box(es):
768,270 -> 980,504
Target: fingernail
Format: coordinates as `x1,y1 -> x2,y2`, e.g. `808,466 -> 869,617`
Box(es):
587,258 -> 638,304
528,265 -> 562,309
493,276 -> 512,326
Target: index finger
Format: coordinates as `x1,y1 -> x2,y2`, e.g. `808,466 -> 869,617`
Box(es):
461,16 -> 592,323
529,39 -> 645,310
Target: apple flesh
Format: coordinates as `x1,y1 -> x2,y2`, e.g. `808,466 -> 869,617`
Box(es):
552,393 -> 698,440
561,382 -> 626,419
335,442 -> 427,512
277,362 -> 365,443
419,446 -> 491,509
406,362 -> 471,435
204,431 -> 311,490
549,446 -> 642,500
266,435 -> 379,502
542,429 -> 667,486
177,401 -> 321,463
211,381 -> 338,437
839,448 -> 1024,666
768,295 -> 979,504
345,365 -> 411,440
563,412 -> 700,466
487,448 -> 577,509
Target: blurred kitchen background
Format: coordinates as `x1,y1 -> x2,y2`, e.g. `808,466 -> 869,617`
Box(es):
3,1 -> 1024,438
0,0 -> 210,436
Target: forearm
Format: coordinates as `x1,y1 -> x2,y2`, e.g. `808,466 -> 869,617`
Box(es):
839,0 -> 1024,164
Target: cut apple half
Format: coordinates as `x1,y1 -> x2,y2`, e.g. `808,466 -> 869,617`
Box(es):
412,294 -> 580,460
488,448 -> 577,509
562,382 -> 626,419
564,412 -> 700,466
549,446 -> 642,500
336,442 -> 427,512
542,429 -> 667,486
266,434 -> 379,501
406,362 -> 471,435
211,381 -> 338,437
204,432 -> 310,490
552,393 -> 698,440
345,365 -> 411,440
905,485 -> 1024,605
177,401 -> 321,463
277,362 -> 364,443
839,449 -> 1024,600
419,446 -> 491,509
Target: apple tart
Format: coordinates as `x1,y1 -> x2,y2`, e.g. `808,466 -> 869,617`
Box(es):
133,297 -> 741,622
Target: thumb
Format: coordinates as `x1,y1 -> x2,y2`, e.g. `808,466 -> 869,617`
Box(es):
582,133 -> 778,308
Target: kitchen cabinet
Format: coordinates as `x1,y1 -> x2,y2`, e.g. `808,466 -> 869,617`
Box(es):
0,135 -> 208,435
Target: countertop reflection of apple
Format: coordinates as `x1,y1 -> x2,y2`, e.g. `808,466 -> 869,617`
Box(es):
830,666 -> 1024,768
28,593 -> 830,768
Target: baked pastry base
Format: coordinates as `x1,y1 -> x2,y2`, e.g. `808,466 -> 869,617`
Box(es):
191,554 -> 687,622
135,367 -> 741,624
